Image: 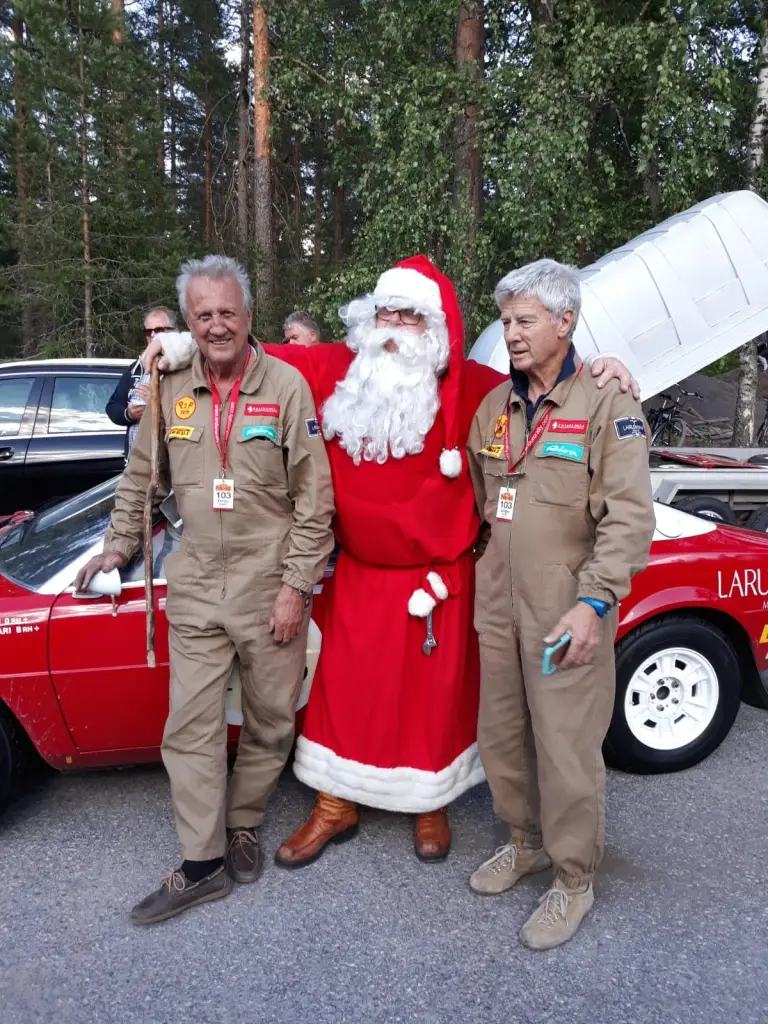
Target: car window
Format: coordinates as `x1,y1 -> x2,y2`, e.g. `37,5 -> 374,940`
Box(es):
0,376 -> 35,437
48,376 -> 117,434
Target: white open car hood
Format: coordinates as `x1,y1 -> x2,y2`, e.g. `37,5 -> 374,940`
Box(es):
469,190 -> 768,401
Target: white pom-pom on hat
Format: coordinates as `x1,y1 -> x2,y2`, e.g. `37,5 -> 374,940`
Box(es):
439,448 -> 462,478
408,588 -> 437,618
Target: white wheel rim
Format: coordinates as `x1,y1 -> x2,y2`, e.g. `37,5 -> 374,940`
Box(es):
623,646 -> 719,751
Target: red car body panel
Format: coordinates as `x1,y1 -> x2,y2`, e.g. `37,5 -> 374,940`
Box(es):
1,514 -> 766,772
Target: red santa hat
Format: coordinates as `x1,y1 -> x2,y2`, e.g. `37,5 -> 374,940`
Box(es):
371,255 -> 465,479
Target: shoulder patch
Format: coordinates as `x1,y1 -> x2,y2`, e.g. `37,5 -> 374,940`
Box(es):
614,416 -> 646,440
305,417 -> 321,438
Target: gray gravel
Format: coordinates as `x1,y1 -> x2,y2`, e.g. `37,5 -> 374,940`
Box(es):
2,707 -> 767,1024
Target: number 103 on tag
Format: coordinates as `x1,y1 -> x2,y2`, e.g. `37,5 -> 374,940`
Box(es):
496,486 -> 516,521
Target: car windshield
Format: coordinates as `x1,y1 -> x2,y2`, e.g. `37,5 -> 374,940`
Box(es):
0,477 -> 119,590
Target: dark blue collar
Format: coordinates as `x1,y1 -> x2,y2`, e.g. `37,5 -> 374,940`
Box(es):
510,344 -> 577,425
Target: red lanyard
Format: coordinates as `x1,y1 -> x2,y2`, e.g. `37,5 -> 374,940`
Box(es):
503,364 -> 583,475
209,349 -> 250,473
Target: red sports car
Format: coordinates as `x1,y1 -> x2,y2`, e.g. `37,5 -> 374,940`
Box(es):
0,479 -> 766,816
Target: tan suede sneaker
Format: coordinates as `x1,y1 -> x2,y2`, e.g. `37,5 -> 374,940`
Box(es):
469,841 -> 552,895
519,880 -> 594,950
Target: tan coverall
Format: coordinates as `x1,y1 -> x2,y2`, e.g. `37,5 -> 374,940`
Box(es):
105,342 -> 334,859
468,354 -> 655,889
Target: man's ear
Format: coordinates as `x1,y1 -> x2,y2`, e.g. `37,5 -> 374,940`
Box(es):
558,310 -> 574,340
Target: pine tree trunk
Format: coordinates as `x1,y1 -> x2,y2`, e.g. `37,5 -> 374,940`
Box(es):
112,0 -> 124,44
252,3 -> 273,314
79,10 -> 93,357
454,0 -> 484,345
169,0 -> 177,189
292,140 -> 301,256
237,0 -> 250,257
157,0 -> 165,182
204,97 -> 213,245
13,9 -> 34,356
733,26 -> 768,447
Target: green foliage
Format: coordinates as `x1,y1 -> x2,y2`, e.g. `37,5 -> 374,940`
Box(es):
0,0 -> 765,355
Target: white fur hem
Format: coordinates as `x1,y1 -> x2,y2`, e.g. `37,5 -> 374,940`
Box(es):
426,571 -> 448,600
160,331 -> 197,372
440,448 -> 462,477
408,588 -> 436,617
293,738 -> 485,812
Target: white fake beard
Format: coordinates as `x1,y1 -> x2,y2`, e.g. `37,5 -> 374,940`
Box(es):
321,323 -> 450,465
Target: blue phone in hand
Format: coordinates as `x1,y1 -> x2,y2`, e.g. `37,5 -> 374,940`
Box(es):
542,633 -> 572,675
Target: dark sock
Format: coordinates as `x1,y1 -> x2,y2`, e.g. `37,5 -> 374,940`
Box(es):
182,857 -> 223,882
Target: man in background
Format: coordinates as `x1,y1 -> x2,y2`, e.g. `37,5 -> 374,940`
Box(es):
106,306 -> 177,461
284,311 -> 322,347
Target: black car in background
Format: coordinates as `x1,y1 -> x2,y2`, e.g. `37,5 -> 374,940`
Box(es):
0,358 -> 130,515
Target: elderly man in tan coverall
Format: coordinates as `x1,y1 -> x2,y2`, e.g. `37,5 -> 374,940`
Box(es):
77,255 -> 334,925
467,259 -> 655,951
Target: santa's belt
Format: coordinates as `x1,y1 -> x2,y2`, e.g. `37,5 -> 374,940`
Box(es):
407,569 -> 457,657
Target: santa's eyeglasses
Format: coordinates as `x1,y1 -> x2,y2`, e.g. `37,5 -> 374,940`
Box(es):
375,307 -> 422,327
144,325 -> 174,338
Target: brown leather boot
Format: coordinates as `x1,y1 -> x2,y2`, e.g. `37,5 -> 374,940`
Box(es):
275,793 -> 360,869
414,808 -> 451,861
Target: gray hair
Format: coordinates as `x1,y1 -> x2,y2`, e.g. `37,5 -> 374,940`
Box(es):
176,255 -> 253,319
144,305 -> 177,328
283,310 -> 320,334
494,259 -> 581,336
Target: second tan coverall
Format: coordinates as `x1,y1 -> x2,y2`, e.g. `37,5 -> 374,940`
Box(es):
105,341 -> 335,859
468,354 -> 655,889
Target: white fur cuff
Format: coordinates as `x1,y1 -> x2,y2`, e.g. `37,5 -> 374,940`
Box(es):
408,588 -> 437,617
160,331 -> 197,372
426,572 -> 449,601
440,448 -> 462,478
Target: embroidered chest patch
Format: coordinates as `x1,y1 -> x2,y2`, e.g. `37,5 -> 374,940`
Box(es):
245,403 -> 280,417
242,425 -> 277,442
549,418 -> 588,435
540,441 -> 584,461
174,396 -> 196,420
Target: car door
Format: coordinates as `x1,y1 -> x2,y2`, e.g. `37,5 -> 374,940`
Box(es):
25,372 -> 125,506
0,374 -> 43,516
47,525 -> 177,755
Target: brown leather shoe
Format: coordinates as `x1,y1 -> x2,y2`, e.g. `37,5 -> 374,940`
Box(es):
414,808 -> 451,861
275,792 -> 360,869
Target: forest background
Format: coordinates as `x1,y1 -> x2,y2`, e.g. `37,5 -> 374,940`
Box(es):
4,1 -> 768,442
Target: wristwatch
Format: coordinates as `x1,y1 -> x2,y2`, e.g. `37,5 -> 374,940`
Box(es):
578,597 -> 611,618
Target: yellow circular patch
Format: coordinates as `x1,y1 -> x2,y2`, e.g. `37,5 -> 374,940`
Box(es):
175,396 -> 196,420
493,414 -> 508,440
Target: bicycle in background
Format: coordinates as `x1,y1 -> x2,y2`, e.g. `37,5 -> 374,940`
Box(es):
647,384 -> 702,447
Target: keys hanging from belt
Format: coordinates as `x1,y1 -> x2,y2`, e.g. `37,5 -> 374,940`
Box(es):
422,610 -> 438,656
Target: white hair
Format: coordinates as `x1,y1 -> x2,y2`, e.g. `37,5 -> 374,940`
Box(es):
321,307 -> 450,464
176,255 -> 253,319
494,259 -> 581,336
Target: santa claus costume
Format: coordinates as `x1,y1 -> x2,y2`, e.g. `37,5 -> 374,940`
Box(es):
271,256 -> 503,864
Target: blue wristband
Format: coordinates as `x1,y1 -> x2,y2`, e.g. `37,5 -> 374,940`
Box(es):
578,597 -> 610,618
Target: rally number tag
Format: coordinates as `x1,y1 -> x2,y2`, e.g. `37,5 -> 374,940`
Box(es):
496,486 -> 516,521
213,477 -> 235,511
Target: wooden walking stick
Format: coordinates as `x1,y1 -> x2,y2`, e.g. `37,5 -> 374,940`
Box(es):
144,362 -> 161,668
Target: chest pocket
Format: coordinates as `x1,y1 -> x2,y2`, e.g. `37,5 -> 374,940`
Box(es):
530,440 -> 589,508
234,425 -> 286,489
166,424 -> 205,488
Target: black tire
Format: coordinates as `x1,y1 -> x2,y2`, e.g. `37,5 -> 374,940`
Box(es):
651,417 -> 688,447
746,454 -> 768,466
674,494 -> 737,525
744,505 -> 768,534
0,704 -> 32,817
604,616 -> 742,774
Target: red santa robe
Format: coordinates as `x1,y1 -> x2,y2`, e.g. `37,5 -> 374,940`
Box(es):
265,256 -> 504,813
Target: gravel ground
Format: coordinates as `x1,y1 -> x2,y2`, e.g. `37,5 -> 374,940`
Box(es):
2,706 -> 767,1024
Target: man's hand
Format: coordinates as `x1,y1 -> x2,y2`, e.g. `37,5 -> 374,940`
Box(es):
127,384 -> 150,422
74,550 -> 128,593
591,356 -> 640,401
140,339 -> 171,374
269,584 -> 305,645
544,602 -> 602,670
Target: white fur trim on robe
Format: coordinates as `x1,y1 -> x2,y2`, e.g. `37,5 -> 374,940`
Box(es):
160,331 -> 197,372
293,737 -> 485,813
